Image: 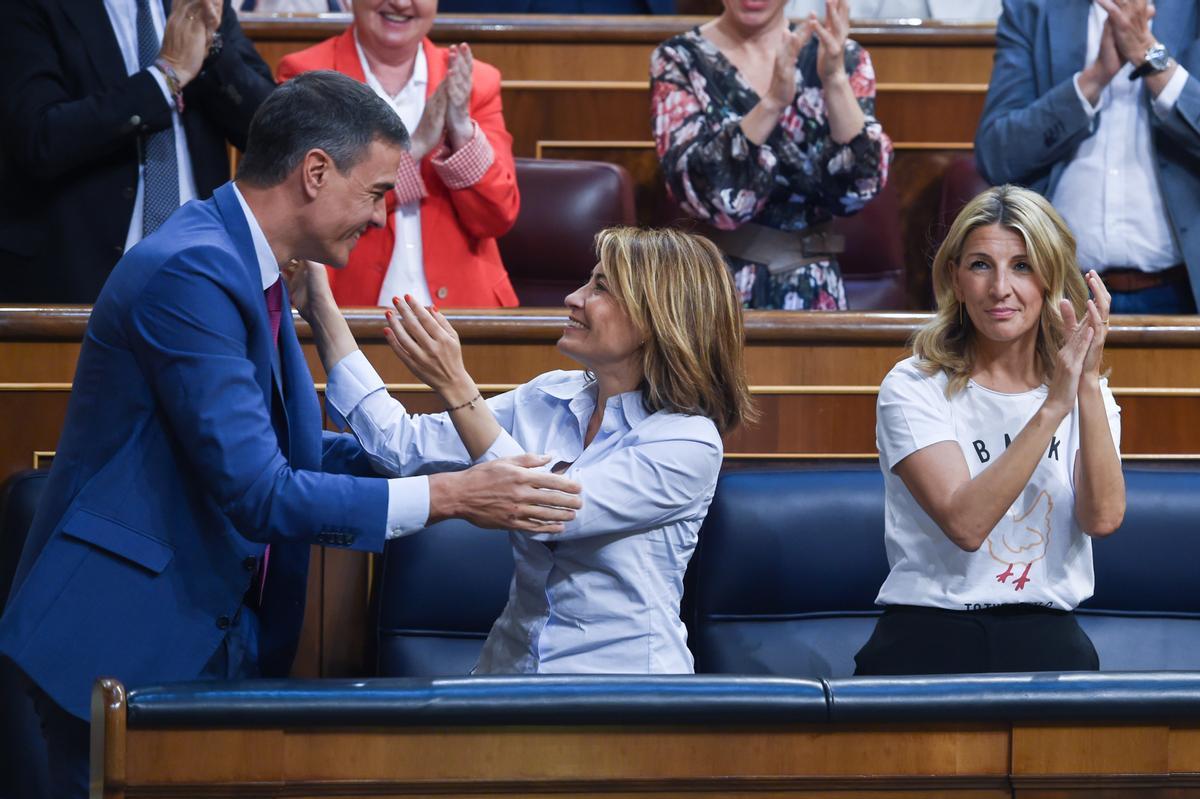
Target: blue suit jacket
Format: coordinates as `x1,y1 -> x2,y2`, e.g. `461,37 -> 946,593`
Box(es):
0,183 -> 389,720
975,0 -> 1200,309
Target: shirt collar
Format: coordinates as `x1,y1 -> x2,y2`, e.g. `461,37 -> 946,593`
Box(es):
536,373 -> 653,427
231,182 -> 281,291
353,31 -> 428,101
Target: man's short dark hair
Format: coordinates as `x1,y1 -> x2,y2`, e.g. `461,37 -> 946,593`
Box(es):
236,70 -> 409,187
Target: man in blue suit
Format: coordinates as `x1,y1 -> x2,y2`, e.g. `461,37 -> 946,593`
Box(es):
0,70 -> 581,798
975,0 -> 1200,313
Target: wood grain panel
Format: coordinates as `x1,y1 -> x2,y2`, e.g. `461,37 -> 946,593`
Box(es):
0,391 -> 70,480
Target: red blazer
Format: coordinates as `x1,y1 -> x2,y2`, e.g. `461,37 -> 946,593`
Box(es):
278,32 -> 520,307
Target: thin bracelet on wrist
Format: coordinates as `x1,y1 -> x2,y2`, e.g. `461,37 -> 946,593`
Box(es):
154,58 -> 185,113
446,392 -> 482,413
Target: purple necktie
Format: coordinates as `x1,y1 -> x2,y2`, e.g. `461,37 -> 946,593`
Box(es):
265,278 -> 283,347
257,278 -> 283,604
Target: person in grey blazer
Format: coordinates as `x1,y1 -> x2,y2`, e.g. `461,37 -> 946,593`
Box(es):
975,0 -> 1200,314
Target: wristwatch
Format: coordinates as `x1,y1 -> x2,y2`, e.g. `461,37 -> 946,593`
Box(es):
1130,42 -> 1171,80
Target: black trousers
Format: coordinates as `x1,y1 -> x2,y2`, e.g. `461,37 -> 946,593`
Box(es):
854,604 -> 1100,676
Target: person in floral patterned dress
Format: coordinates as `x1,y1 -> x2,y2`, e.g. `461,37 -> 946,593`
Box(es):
651,0 -> 893,309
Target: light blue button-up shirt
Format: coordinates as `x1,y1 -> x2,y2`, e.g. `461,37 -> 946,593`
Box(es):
326,350 -> 724,674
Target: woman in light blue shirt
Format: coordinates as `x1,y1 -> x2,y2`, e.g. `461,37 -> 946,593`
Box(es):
293,227 -> 756,674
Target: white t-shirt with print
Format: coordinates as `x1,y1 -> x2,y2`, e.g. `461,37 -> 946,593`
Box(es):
875,356 -> 1121,611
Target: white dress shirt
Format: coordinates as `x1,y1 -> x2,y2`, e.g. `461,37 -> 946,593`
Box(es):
326,351 -> 725,674
103,0 -> 199,252
229,184 -> 430,539
1052,4 -> 1189,273
354,33 -> 433,307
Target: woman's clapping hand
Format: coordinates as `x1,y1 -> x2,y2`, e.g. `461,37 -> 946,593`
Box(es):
810,0 -> 851,85
384,295 -> 474,403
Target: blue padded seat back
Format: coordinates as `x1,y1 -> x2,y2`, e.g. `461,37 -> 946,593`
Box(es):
1079,466 -> 1200,670
375,519 -> 513,676
689,467 -> 889,678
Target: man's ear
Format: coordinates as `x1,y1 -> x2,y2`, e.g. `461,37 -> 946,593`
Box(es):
300,148 -> 334,199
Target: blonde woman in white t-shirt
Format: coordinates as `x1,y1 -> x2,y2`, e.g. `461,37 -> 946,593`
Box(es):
856,185 -> 1125,675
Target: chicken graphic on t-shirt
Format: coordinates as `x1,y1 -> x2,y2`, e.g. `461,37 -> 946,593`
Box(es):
986,490 -> 1052,591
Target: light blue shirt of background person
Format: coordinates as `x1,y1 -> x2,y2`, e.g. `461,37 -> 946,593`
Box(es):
326,351 -> 725,674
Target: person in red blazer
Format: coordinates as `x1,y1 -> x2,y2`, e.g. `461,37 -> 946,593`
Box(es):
277,1 -> 519,307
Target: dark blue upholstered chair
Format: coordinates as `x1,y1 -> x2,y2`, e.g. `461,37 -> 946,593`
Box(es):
686,465 -> 889,678
0,469 -> 51,799
1078,466 -> 1200,669
687,463 -> 1200,678
374,519 -> 513,677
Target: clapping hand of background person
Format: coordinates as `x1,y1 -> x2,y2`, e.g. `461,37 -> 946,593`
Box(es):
740,26 -> 808,145
159,0 -> 222,85
1079,18 -> 1126,105
407,43 -> 476,161
409,80 -> 449,161
807,0 -> 866,143
810,0 -> 850,85
445,43 -> 475,152
1095,0 -> 1156,64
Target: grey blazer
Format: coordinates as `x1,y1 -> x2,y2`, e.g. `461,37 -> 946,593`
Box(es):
975,0 -> 1200,310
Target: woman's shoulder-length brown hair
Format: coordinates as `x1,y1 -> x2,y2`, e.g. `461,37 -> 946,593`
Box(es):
597,226 -> 757,434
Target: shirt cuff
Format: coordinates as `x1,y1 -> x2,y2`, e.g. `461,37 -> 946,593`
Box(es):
147,65 -> 176,111
394,150 -> 427,206
473,428 -> 527,464
385,476 -> 430,539
325,349 -> 385,430
1152,65 -> 1190,119
1071,70 -> 1102,118
431,121 -> 495,190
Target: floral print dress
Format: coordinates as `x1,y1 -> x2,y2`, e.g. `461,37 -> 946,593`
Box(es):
651,28 -> 893,310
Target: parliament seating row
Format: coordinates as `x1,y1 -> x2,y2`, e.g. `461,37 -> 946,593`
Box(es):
499,156 -> 914,310
376,462 -> 1200,677
5,462 -> 1200,797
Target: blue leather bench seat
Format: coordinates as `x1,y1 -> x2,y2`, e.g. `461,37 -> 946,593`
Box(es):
120,672 -> 1200,728
375,462 -> 1200,678
124,675 -> 829,727
826,671 -> 1200,722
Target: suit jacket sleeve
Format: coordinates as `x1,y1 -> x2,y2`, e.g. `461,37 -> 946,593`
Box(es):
127,249 -> 388,552
321,429 -> 383,477
974,0 -> 1096,186
0,0 -> 174,182
1153,67 -> 1200,163
0,0 -> 271,182
437,62 -> 520,240
182,0 -> 276,151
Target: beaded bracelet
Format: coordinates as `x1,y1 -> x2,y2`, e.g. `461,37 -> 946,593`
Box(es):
446,392 -> 482,413
154,58 -> 185,114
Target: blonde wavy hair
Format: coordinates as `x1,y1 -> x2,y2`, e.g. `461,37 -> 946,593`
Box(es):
595,227 -> 757,434
913,185 -> 1089,395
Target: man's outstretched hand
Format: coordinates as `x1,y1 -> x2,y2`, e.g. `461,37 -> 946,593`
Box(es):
428,454 -> 582,534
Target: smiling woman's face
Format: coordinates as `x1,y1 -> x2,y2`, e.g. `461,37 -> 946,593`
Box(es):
557,263 -> 643,378
952,223 -> 1046,348
353,0 -> 437,61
